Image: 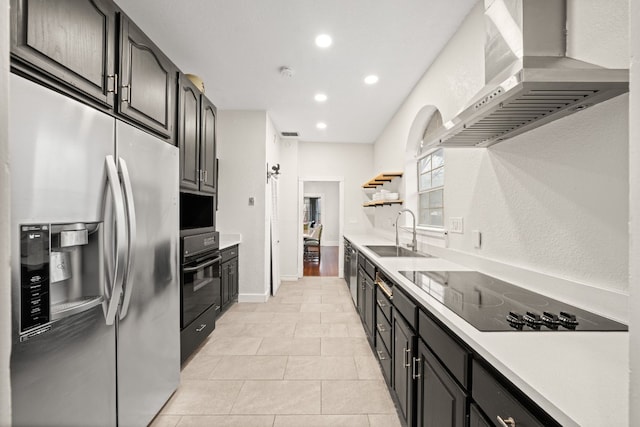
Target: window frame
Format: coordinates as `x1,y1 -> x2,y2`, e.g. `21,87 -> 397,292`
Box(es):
416,148 -> 444,229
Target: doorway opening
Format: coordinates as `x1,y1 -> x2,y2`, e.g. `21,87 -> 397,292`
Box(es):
298,178 -> 344,278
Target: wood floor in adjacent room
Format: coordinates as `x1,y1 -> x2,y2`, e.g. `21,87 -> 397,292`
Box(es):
152,277 -> 401,427
303,246 -> 339,277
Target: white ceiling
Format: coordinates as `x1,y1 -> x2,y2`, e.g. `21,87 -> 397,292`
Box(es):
115,0 -> 476,143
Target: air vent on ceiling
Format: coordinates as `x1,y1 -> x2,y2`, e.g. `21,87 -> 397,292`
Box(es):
281,131 -> 299,137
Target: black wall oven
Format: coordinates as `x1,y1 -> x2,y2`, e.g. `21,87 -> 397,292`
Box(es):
180,231 -> 220,363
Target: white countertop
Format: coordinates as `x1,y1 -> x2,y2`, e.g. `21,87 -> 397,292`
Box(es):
344,232 -> 629,427
219,233 -> 242,250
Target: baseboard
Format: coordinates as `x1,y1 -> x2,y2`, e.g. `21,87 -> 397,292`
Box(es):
281,275 -> 299,281
238,293 -> 269,303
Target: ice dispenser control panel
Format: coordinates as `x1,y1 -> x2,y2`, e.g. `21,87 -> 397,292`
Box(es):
20,224 -> 51,332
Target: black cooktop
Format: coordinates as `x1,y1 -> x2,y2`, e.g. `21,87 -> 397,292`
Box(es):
399,271 -> 627,332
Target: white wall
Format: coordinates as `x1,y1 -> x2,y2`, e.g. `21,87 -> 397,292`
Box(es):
217,110 -> 270,302
304,181 -> 340,246
277,141 -> 373,279
298,142 -> 374,233
629,0 -> 639,423
372,2 -> 630,314
1,0 -> 11,422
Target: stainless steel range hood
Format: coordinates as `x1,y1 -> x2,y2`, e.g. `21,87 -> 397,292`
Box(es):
424,0 -> 628,148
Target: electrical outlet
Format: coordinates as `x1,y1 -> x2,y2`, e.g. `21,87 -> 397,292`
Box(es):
248,197 -> 255,206
449,217 -> 464,234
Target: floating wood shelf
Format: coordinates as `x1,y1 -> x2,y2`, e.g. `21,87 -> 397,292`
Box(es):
362,172 -> 403,188
363,200 -> 404,207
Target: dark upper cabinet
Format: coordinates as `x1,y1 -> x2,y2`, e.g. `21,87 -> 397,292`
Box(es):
178,73 -> 217,194
10,0 -> 117,107
416,341 -> 467,427
178,74 -> 201,191
200,97 -> 217,194
119,14 -> 177,142
393,311 -> 416,427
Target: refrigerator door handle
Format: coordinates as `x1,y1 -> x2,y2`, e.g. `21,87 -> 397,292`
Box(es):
118,157 -> 137,320
104,155 -> 127,325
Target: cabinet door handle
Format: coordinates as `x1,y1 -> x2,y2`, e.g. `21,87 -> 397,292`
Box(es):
376,299 -> 387,308
204,170 -> 208,182
121,84 -> 130,103
497,416 -> 516,427
403,347 -> 411,368
376,350 -> 387,361
412,357 -> 421,379
107,74 -> 118,94
376,323 -> 387,333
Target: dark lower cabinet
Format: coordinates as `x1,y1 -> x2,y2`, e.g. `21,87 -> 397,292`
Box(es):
350,252 -> 560,427
220,245 -> 239,310
119,14 -> 177,142
10,0 -> 117,107
357,267 -> 375,340
469,404 -> 492,427
472,360 -> 560,427
416,340 -> 467,427
393,311 -> 416,427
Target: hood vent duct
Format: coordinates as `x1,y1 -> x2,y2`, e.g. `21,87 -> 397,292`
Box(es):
424,0 -> 628,148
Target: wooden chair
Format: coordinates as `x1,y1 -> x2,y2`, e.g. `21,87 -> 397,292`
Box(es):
303,225 -> 323,262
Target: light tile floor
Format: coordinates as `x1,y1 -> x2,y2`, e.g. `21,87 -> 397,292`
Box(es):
152,277 -> 402,427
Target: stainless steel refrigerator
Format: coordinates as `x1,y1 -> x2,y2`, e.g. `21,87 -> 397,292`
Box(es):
9,74 -> 180,426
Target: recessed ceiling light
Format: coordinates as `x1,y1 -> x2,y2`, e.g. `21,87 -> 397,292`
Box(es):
314,93 -> 328,102
364,75 -> 379,85
316,122 -> 327,129
315,34 -> 332,48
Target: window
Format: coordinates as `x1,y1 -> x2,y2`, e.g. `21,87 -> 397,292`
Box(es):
417,148 -> 444,227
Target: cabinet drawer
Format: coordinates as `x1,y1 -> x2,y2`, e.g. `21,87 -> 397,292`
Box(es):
472,360 -> 558,427
418,310 -> 469,389
375,332 -> 392,384
393,286 -> 417,326
375,305 -> 392,352
375,285 -> 392,322
365,259 -> 376,280
180,303 -> 216,364
221,245 -> 238,262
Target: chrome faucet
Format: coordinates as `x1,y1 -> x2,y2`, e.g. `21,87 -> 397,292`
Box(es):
396,208 -> 418,251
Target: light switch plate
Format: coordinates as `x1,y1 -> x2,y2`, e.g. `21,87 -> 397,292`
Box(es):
449,217 -> 464,234
248,197 -> 255,206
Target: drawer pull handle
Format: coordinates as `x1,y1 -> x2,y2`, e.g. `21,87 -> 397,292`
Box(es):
376,323 -> 387,333
376,350 -> 387,361
195,324 -> 207,332
497,416 -> 516,427
376,299 -> 387,308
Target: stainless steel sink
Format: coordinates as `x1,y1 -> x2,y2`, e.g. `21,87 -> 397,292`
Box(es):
365,245 -> 431,258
